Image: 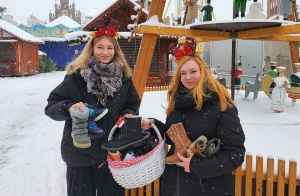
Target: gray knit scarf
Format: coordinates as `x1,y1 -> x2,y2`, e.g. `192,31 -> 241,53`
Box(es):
80,56 -> 123,106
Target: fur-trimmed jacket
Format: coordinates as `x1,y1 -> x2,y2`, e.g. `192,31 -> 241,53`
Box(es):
152,92 -> 245,196
45,71 -> 140,167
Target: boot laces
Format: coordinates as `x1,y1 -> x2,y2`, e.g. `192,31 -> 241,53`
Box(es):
172,124 -> 189,149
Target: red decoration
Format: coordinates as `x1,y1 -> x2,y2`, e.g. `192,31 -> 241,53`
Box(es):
94,26 -> 116,38
175,45 -> 194,61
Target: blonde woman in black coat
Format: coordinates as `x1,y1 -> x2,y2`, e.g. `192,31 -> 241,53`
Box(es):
45,19 -> 140,196
142,37 -> 245,196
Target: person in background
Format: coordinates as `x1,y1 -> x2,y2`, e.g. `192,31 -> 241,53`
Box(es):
230,61 -> 243,93
271,66 -> 291,113
142,36 -> 245,196
200,0 -> 213,22
72,49 -> 80,61
45,19 -> 140,196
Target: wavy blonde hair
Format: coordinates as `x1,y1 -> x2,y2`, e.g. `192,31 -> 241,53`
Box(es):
65,36 -> 132,78
166,56 -> 234,114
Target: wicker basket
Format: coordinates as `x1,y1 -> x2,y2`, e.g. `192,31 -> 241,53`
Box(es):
107,120 -> 166,189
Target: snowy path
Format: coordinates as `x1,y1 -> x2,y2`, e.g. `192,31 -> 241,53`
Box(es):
0,72 -> 66,195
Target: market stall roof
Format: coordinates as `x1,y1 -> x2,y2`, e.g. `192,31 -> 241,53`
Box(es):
0,20 -> 44,43
132,17 -> 300,42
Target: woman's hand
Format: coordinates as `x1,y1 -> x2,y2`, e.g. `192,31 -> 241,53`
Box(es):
141,118 -> 155,131
176,149 -> 194,173
123,114 -> 133,118
69,102 -> 86,112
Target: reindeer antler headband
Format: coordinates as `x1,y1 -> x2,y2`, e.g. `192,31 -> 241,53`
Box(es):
90,18 -> 120,38
169,36 -> 197,63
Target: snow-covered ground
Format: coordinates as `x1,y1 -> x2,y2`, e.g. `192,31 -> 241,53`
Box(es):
0,71 -> 300,195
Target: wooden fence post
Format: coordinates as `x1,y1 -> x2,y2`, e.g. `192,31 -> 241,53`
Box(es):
277,158 -> 286,195
245,155 -> 253,196
288,160 -> 297,196
255,155 -> 263,196
266,157 -> 274,196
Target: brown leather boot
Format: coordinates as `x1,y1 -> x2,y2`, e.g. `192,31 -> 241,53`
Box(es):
166,122 -> 192,164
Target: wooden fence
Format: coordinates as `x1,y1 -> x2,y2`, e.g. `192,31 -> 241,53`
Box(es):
144,85 -> 246,92
124,154 -> 299,196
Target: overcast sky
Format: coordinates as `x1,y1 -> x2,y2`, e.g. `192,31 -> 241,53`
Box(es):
0,0 -> 271,25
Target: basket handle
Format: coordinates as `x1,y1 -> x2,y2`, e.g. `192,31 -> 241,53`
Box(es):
108,117 -> 162,141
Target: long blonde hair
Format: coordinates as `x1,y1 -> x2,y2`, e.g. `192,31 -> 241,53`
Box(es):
65,36 -> 132,78
166,56 -> 234,114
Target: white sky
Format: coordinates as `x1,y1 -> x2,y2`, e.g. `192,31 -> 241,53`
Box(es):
0,0 -> 271,25
0,71 -> 300,195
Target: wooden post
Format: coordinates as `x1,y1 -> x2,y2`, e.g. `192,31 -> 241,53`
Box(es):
288,1 -> 299,72
245,155 -> 253,196
255,156 -> 263,196
132,0 -> 166,100
288,160 -> 297,196
277,159 -> 285,196
266,157 -> 274,196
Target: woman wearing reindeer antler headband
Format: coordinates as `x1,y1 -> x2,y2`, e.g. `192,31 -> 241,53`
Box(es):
45,19 -> 141,196
142,37 -> 245,195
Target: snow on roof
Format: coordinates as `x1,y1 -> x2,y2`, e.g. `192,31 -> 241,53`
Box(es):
86,8 -> 98,18
39,37 -> 65,42
46,16 -> 81,28
187,17 -> 294,27
82,0 -> 148,29
38,50 -> 47,56
0,20 -> 44,43
64,30 -> 142,43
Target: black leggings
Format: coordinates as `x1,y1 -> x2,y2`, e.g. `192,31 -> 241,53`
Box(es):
66,164 -> 124,196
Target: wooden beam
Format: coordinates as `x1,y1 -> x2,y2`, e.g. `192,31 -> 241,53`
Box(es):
237,23 -> 300,39
132,25 -> 231,39
132,0 -> 166,100
240,35 -> 300,42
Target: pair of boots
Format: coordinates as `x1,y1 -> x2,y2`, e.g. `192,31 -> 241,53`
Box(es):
166,123 -> 221,164
70,103 -> 108,148
101,116 -> 150,152
189,136 -> 221,157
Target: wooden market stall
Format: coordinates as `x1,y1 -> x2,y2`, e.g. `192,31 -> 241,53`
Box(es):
0,20 -> 44,77
131,0 -> 300,100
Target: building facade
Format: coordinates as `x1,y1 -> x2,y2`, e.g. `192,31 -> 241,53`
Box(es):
49,0 -> 81,24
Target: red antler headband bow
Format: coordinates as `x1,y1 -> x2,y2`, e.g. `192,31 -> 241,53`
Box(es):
175,45 -> 194,61
94,26 -> 116,37
169,36 -> 197,62
90,18 -> 119,38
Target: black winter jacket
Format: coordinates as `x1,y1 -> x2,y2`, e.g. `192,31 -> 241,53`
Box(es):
153,93 -> 245,196
45,71 -> 140,167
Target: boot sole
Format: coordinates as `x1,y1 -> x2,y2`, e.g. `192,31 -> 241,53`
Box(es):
94,108 -> 108,121
101,131 -> 151,151
73,140 -> 91,148
88,131 -> 106,139
71,132 -> 91,148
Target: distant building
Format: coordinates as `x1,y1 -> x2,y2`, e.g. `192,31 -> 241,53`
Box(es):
2,14 -> 18,27
27,15 -> 46,27
83,8 -> 97,25
49,0 -> 81,24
